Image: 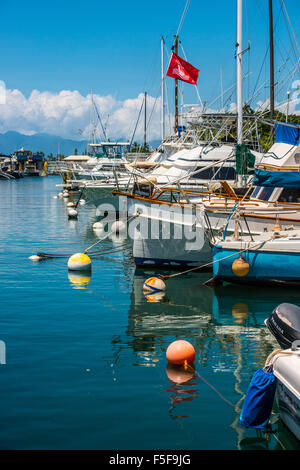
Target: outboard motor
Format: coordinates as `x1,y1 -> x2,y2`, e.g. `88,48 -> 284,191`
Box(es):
265,303 -> 300,349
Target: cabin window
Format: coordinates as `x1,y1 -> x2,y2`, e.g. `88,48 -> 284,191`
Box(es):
251,186 -> 261,199
258,187 -> 275,201
277,188 -> 300,203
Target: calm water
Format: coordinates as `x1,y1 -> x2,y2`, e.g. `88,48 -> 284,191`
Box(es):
1,175 -> 300,450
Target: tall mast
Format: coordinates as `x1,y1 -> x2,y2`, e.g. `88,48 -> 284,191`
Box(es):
269,0 -> 275,143
236,0 -> 243,146
174,35 -> 179,133
144,91 -> 147,149
161,36 -> 165,141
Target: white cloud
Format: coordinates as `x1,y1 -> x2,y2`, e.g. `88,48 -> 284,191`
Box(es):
0,89 -> 164,141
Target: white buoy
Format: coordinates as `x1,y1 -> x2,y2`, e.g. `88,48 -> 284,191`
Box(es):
29,255 -> 41,261
58,192 -> 63,198
53,195 -> 58,199
93,222 -> 104,231
79,199 -> 86,205
111,220 -> 126,234
68,253 -> 92,271
63,192 -> 69,198
143,277 -> 166,292
68,208 -> 78,219
67,202 -> 75,207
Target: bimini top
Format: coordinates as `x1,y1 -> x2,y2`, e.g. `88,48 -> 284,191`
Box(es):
64,155 -> 90,161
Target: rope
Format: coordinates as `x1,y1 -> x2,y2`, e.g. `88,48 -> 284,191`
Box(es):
35,214 -> 139,260
159,238 -> 273,281
37,243 -> 130,260
185,362 -> 235,408
84,213 -> 138,254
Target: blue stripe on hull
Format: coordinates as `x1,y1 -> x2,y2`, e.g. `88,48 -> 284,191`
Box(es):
212,246 -> 300,284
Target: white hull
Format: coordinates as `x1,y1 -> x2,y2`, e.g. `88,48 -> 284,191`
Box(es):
125,195 -> 300,267
273,351 -> 300,441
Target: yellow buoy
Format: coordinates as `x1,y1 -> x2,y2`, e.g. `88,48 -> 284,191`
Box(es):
67,253 -> 91,271
143,277 -> 166,292
232,255 -> 250,277
29,255 -> 41,261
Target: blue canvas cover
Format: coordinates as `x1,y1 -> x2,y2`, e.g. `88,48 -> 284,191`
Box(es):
253,168 -> 300,188
275,122 -> 300,145
240,367 -> 277,430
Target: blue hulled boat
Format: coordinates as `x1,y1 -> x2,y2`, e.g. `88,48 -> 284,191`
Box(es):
212,227 -> 300,286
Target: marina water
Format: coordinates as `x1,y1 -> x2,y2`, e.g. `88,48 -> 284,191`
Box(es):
1,176 -> 300,450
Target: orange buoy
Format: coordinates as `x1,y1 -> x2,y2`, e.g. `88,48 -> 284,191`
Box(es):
232,255 -> 250,277
166,340 -> 195,366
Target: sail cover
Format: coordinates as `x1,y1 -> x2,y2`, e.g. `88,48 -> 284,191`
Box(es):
253,168 -> 300,188
275,122 -> 300,146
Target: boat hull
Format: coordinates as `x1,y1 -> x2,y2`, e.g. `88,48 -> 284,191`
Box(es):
212,244 -> 300,285
273,352 -> 300,442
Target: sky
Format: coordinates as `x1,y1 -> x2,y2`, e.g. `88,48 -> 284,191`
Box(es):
0,0 -> 300,142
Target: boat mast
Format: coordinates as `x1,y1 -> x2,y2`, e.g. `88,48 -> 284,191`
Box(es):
174,34 -> 179,133
144,91 -> 147,149
161,36 -> 165,141
269,0 -> 275,144
236,0 -> 243,147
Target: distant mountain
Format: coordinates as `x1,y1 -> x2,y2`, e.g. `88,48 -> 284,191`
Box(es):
0,131 -> 161,156
0,131 -> 88,156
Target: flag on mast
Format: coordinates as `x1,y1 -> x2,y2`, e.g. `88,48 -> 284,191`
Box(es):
166,53 -> 199,85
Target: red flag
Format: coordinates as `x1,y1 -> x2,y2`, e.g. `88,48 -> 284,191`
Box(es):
166,53 -> 199,85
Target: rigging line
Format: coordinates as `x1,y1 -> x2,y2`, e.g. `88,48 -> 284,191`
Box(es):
176,0 -> 191,38
179,42 -> 203,107
281,0 -> 300,58
129,96 -> 145,149
92,97 -> 107,141
146,85 -> 161,133
280,2 -> 298,69
251,1 -> 283,101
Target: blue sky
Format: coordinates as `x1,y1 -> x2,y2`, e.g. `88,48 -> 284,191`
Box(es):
1,0 -> 300,140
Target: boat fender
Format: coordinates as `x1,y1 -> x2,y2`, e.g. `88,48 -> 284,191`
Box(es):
232,255 -> 250,277
239,365 -> 277,430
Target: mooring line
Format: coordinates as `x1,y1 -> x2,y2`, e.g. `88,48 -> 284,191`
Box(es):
159,238 -> 274,281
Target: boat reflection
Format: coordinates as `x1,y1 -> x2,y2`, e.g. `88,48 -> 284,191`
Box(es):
111,268 -> 300,443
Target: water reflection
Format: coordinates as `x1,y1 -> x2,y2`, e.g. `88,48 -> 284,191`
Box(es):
112,268 -> 300,447
166,364 -> 199,419
68,271 -> 92,289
